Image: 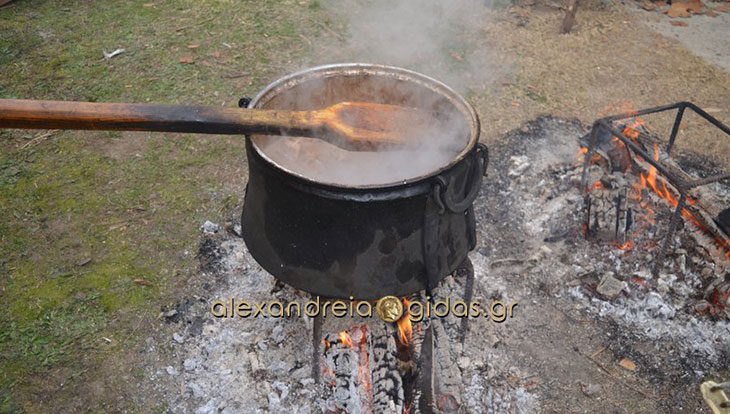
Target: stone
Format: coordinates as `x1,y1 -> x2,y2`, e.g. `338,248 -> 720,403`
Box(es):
248,352 -> 260,372
632,270 -> 652,280
701,267 -> 713,280
173,332 -> 185,344
657,280 -> 670,295
183,358 -> 200,372
644,292 -> 675,319
596,272 -> 626,299
188,382 -> 206,399
581,382 -> 601,397
166,366 -> 179,376
508,155 -> 531,178
458,356 -> 472,371
579,265 -> 596,277
567,278 -> 582,287
270,324 -> 286,344
677,255 -> 686,273
273,381 -> 290,400
201,220 -> 220,234
659,273 -> 677,284
195,400 -> 217,414
290,366 -> 309,379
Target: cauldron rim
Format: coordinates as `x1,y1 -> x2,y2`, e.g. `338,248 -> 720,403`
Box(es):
247,63 -> 480,191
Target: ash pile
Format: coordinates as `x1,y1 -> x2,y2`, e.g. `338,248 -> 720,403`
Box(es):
148,116 -> 729,413
148,226 -> 526,413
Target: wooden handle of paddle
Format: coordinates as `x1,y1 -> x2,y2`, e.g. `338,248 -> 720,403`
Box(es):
0,99 -> 326,137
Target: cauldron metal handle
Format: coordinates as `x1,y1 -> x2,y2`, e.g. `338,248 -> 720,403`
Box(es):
432,143 -> 488,214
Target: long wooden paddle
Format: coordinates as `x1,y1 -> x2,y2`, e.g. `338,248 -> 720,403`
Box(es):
0,99 -> 439,151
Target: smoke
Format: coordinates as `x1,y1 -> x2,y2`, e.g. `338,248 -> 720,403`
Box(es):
254,0 -> 501,186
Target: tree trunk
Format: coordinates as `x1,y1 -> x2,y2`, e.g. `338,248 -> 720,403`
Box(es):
561,0 -> 581,33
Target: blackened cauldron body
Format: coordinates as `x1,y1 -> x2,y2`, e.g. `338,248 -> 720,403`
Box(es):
241,64 -> 486,300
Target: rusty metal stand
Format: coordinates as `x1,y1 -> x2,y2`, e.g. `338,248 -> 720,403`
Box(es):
312,298 -> 322,383
456,257 -> 475,344
580,102 -> 730,276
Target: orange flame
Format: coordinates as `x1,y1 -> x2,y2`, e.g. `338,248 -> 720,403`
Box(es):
339,331 -> 354,347
629,141 -> 730,258
397,298 -> 413,345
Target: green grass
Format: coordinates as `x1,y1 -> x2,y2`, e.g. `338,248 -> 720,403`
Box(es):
0,0 -> 330,410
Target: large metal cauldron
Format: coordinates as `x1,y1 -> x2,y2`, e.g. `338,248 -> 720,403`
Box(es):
241,64 -> 486,300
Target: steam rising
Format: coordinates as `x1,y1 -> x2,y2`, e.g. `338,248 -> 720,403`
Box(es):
329,0 -> 497,93
254,0 -> 496,186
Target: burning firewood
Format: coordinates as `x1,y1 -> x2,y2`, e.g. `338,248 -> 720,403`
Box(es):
316,259 -> 476,413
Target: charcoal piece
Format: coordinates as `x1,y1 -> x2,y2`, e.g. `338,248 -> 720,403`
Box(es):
714,207 -> 730,236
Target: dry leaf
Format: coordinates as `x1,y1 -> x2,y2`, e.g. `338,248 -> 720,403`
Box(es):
512,6 -> 530,17
143,2 -> 156,6
506,375 -> 522,387
685,0 -> 705,13
134,278 -> 153,286
451,52 -> 464,62
179,56 -> 195,64
187,43 -> 200,49
706,9 -> 718,16
670,20 -> 688,26
715,3 -> 730,12
642,2 -> 657,10
666,2 -> 691,16
211,51 -> 221,58
619,358 -> 636,371
523,378 -> 541,390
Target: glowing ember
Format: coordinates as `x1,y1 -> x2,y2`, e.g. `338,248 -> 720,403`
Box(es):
615,240 -> 634,250
576,146 -> 588,163
358,365 -> 372,392
397,298 -> 413,345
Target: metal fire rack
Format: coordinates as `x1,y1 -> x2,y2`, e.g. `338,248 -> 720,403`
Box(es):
580,102 -> 730,276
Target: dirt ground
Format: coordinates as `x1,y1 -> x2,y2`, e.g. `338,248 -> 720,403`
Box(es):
1,0 -> 729,411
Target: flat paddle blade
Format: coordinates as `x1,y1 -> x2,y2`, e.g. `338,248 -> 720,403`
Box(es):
324,102 -> 442,151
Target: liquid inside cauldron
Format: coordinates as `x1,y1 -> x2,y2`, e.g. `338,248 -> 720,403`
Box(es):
250,66 -> 472,187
